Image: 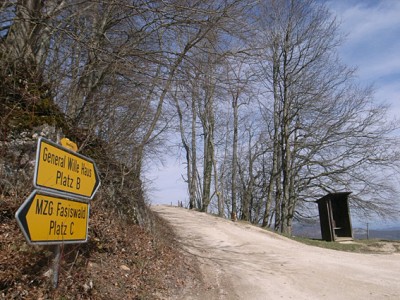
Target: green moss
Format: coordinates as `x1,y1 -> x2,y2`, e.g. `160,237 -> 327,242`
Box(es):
0,57 -> 67,130
0,76 -> 68,134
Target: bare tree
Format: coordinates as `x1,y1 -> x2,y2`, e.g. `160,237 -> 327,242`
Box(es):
3,0 -> 398,230
257,0 -> 400,234
169,0 -> 257,213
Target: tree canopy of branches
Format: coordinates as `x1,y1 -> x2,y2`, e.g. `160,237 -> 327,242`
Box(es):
1,0 -> 399,233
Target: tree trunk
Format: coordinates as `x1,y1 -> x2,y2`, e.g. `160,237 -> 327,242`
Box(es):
262,37 -> 281,228
201,82 -> 215,212
212,143 -> 224,217
190,89 -> 198,209
231,93 -> 239,220
201,128 -> 214,212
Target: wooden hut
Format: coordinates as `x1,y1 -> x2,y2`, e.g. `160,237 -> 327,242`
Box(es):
316,192 -> 353,242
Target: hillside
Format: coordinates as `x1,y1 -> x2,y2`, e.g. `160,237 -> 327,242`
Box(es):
0,93 -> 203,298
0,123 -> 398,298
293,223 -> 400,241
0,37 -> 210,299
0,48 -> 206,297
1,194 -> 203,299
3,197 -> 400,299
2,1 -> 400,298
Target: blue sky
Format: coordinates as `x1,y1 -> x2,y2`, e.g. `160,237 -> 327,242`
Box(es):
146,157 -> 187,206
148,0 -> 400,227
325,0 -> 400,228
326,0 -> 400,117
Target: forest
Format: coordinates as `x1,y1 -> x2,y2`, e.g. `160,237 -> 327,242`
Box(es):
1,0 -> 399,236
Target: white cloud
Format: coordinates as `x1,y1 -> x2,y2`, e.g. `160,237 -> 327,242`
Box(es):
339,2 -> 400,40
145,158 -> 188,206
331,1 -> 400,67
326,0 -> 400,117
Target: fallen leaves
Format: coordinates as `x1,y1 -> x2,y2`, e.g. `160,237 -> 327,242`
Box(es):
0,196 -> 199,299
120,265 -> 131,271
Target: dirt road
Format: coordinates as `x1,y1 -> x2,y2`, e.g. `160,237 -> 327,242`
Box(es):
152,205 -> 400,300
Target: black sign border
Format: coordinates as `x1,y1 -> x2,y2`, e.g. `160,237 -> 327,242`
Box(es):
15,190 -> 90,245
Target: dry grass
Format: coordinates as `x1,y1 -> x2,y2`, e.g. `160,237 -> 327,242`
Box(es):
292,236 -> 400,254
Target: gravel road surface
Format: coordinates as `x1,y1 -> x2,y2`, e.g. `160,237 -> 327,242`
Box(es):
152,205 -> 400,300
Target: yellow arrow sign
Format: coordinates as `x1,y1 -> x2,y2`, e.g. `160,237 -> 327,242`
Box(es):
15,191 -> 89,245
34,138 -> 100,200
60,137 -> 78,152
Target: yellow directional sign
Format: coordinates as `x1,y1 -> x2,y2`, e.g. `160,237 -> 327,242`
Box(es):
34,138 -> 100,200
60,137 -> 78,152
15,191 -> 89,245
